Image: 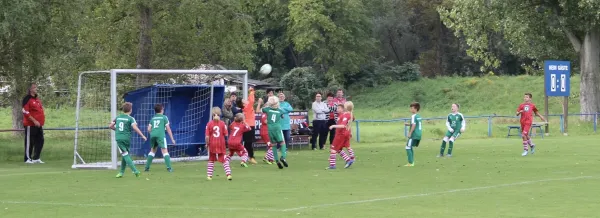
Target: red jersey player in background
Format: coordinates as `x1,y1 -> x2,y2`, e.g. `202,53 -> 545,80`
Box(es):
257,98 -> 274,164
228,113 -> 251,167
516,93 -> 546,156
326,101 -> 356,170
205,107 -> 232,181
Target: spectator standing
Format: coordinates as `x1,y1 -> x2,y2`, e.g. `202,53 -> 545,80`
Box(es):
278,92 -> 294,147
230,92 -> 240,115
222,99 -> 234,125
311,92 -> 328,150
262,89 -> 275,104
22,83 -> 46,164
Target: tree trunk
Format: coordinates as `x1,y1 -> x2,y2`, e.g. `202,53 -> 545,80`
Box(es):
579,28 -> 600,121
11,97 -> 24,135
136,3 -> 153,88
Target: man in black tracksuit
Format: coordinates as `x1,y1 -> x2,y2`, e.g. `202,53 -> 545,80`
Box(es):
22,83 -> 46,164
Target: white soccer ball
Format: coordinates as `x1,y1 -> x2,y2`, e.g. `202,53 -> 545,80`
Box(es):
259,64 -> 272,75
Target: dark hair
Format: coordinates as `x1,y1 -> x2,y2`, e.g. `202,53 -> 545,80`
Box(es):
230,92 -> 237,97
525,93 -> 532,98
236,99 -> 244,110
337,89 -> 343,92
154,104 -> 163,113
326,92 -> 334,98
453,103 -> 460,108
266,89 -> 274,94
122,102 -> 133,113
410,102 -> 420,112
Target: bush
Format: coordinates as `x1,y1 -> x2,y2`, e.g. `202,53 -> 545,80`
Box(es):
347,60 -> 420,90
280,67 -> 326,110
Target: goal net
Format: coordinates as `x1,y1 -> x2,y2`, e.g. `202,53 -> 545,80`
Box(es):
72,69 -> 248,169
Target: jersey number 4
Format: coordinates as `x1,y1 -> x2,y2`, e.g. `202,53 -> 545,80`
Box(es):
270,114 -> 277,122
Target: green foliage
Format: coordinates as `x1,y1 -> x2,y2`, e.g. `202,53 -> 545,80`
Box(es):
348,61 -> 421,89
288,0 -> 376,83
280,67 -> 325,109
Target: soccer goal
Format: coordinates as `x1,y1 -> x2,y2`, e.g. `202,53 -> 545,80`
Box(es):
72,69 -> 248,169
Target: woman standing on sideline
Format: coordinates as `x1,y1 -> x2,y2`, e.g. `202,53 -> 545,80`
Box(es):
278,92 -> 294,147
311,92 -> 329,150
237,87 -> 258,164
222,99 -> 234,126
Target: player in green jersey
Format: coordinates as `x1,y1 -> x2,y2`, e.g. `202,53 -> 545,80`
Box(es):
260,96 -> 289,169
438,103 -> 466,158
109,102 -> 147,178
145,104 -> 176,172
405,102 -> 422,167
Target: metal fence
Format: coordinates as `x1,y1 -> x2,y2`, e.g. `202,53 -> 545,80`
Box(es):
354,113 -> 599,142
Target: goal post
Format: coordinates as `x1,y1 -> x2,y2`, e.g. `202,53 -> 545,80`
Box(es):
72,69 -> 248,169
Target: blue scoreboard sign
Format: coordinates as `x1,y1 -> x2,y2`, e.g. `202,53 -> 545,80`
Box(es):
544,60 -> 571,97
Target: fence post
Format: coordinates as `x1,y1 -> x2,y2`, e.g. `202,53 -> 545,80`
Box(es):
487,116 -> 492,137
355,121 -> 360,142
560,115 -> 564,133
404,121 -> 408,137
594,113 -> 598,133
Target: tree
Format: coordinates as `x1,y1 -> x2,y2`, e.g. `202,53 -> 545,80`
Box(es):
439,0 -> 600,119
280,67 -> 325,109
0,0 -> 81,130
288,0 -> 376,85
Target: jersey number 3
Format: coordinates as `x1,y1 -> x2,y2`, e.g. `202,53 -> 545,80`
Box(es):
212,126 -> 220,137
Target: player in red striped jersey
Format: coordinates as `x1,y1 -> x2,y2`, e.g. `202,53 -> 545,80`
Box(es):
227,113 -> 251,167
327,102 -> 356,169
205,107 -> 232,181
516,93 -> 546,156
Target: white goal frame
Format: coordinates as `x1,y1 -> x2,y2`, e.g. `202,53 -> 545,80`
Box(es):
72,69 -> 249,169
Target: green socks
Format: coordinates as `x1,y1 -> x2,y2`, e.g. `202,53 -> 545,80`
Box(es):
145,153 -> 155,170
123,155 -> 139,173
120,159 -> 127,173
273,145 -> 279,162
440,141 -> 447,155
448,141 -> 454,155
406,149 -> 414,164
164,153 -> 172,169
281,144 -> 287,159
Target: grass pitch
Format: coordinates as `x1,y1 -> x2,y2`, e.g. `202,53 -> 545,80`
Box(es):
1,136 -> 599,218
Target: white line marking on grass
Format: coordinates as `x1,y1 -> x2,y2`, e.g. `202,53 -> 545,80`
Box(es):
0,200 -> 280,212
0,171 -> 77,177
282,176 -> 596,212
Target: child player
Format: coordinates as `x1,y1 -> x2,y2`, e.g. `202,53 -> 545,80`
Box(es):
327,101 -> 356,169
145,104 -> 176,172
516,93 -> 546,156
205,107 -> 232,180
405,102 -> 422,167
227,113 -> 251,167
438,103 -> 466,157
256,98 -> 274,164
109,102 -> 147,178
261,96 -> 289,169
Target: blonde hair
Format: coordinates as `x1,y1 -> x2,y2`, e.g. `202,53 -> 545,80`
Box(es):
344,101 -> 354,130
212,107 -> 221,121
267,96 -> 280,109
234,113 -> 244,122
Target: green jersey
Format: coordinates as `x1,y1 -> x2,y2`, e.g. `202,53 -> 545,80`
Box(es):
262,107 -> 284,131
114,114 -> 137,141
149,114 -> 170,138
446,113 -> 465,131
410,113 -> 422,140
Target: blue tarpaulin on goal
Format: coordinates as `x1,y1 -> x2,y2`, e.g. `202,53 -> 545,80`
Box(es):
124,84 -> 225,158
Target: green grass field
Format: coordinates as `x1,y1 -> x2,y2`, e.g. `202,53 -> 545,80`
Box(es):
1,136 -> 599,218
